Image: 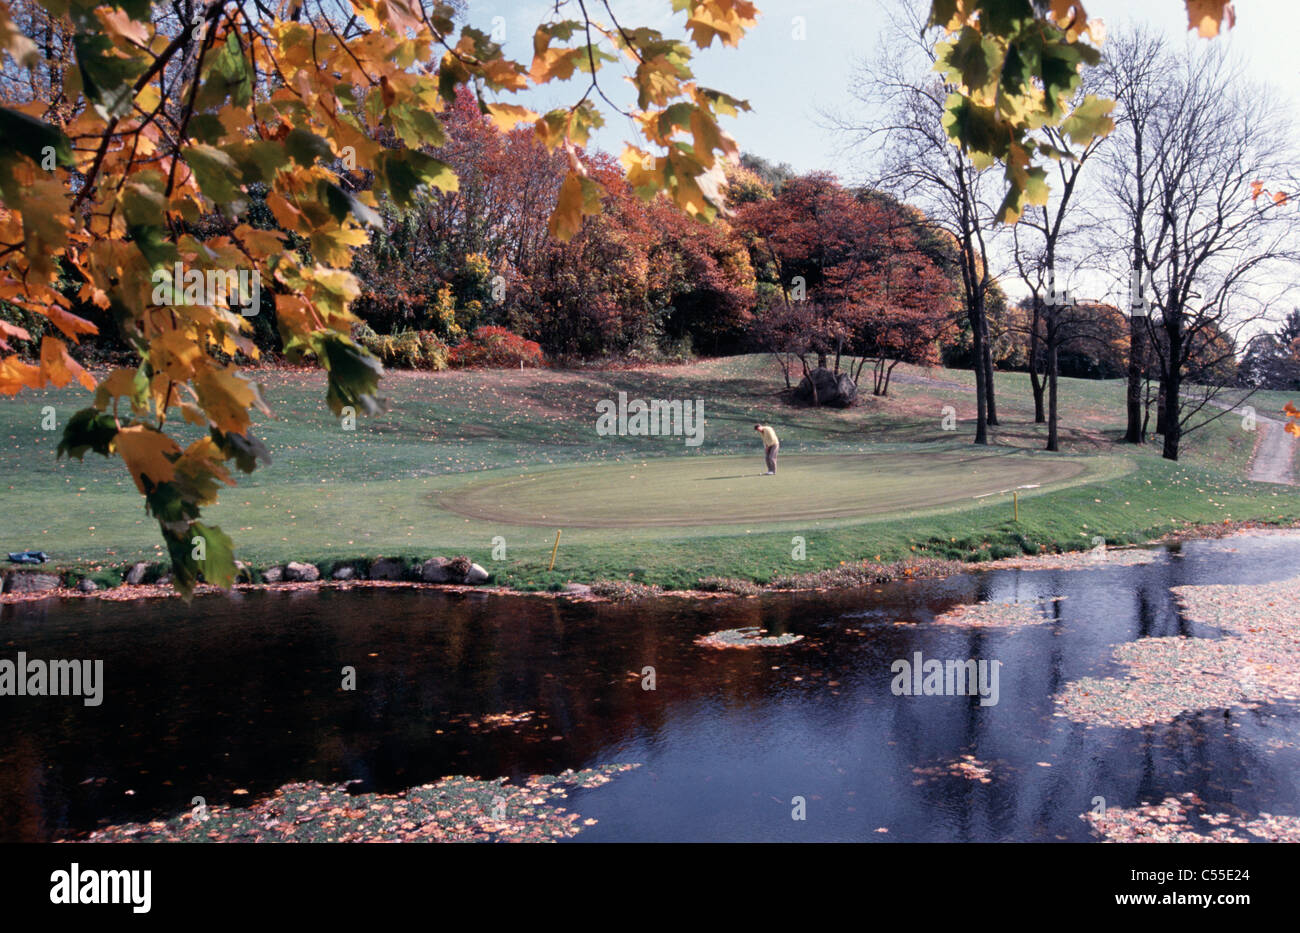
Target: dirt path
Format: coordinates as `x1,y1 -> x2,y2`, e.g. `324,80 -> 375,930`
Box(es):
1209,401 -> 1296,484
1249,416 -> 1297,484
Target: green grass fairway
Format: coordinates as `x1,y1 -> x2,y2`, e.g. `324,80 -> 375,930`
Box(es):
443,451 -> 1096,528
2,355 -> 1296,589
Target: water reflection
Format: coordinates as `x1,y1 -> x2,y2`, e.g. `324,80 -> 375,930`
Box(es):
1,534 -> 1298,842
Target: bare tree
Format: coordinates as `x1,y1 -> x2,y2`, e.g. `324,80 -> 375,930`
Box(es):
1100,37 -> 1299,461
827,0 -> 1003,445
1009,86 -> 1109,450
1095,28 -> 1177,445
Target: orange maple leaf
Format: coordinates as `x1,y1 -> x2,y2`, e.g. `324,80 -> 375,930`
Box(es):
40,337 -> 95,391
114,425 -> 182,494
1187,0 -> 1236,38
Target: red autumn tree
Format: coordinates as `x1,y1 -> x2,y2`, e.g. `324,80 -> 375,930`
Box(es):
507,152 -> 660,359
647,200 -> 756,355
738,174 -> 957,395
826,197 -> 958,395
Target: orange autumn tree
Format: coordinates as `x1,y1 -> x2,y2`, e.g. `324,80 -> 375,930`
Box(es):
0,0 -> 755,592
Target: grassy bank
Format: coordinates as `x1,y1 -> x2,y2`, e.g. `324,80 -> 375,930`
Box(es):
1,355 -> 1295,591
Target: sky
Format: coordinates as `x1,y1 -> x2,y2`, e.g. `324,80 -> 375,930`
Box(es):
465,0 -> 1300,179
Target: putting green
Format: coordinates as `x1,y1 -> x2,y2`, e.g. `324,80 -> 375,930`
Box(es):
438,451 -> 1100,528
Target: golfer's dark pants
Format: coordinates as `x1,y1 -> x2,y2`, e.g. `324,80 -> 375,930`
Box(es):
765,444 -> 778,473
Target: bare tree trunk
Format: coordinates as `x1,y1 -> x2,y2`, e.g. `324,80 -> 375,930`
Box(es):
980,314 -> 998,426
883,359 -> 900,396
771,351 -> 792,388
1141,374 -> 1155,438
970,307 -> 988,445
1047,339 -> 1060,452
1029,298 -> 1046,423
1161,318 -> 1183,460
1124,316 -> 1145,443
1162,367 -> 1181,460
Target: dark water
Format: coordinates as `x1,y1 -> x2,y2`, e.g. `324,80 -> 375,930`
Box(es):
3,534 -> 1300,843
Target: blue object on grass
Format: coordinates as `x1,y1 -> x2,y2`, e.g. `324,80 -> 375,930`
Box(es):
7,550 -> 50,564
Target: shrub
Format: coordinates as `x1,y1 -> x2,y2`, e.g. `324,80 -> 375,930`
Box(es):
696,576 -> 762,596
423,284 -> 464,340
590,579 -> 664,601
68,568 -> 124,589
389,330 -> 424,368
353,324 -> 449,370
418,332 -> 450,370
769,558 -> 965,590
448,326 -> 543,369
353,322 -> 379,343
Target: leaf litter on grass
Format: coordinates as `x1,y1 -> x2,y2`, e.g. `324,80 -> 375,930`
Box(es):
69,764 -> 639,843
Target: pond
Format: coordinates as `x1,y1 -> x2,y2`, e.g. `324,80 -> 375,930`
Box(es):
3,534 -> 1300,842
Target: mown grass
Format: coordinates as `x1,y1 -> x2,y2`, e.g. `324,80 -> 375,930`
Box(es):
1,355 -> 1295,590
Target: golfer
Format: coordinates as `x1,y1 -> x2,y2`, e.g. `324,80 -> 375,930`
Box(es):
754,423 -> 779,475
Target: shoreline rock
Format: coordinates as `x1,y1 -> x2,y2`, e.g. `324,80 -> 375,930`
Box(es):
6,525 -> 1298,607
368,558 -> 405,581
284,561 -> 320,582
3,571 -> 60,594
419,557 -> 455,583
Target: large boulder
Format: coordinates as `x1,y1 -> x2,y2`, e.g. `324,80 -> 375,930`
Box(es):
793,367 -> 858,408
125,561 -> 150,585
284,561 -> 320,582
420,557 -> 455,583
76,578 -> 98,593
331,566 -> 356,581
5,572 -> 60,594
421,556 -> 487,584
261,566 -> 284,583
368,557 -> 406,581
